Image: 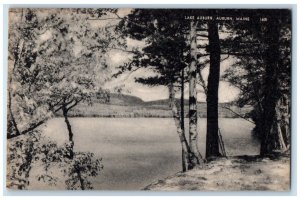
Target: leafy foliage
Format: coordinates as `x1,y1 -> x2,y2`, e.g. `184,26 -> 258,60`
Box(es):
7,8 -> 114,189
8,8 -> 114,139
65,152 -> 103,190
7,130 -> 103,190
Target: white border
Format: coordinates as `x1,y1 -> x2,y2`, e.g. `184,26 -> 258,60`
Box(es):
1,1 -> 299,199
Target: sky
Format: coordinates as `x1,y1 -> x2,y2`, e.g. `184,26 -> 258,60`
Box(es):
104,52 -> 240,102
11,8 -> 240,103
101,8 -> 240,103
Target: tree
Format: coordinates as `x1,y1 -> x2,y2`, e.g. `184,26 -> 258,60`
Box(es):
7,8 -> 113,190
205,16 -> 222,158
188,20 -> 204,166
7,129 -> 103,190
116,9 -> 206,170
7,8 -> 114,140
222,10 -> 291,155
33,8 -> 112,190
7,9 -> 55,139
260,11 -> 291,155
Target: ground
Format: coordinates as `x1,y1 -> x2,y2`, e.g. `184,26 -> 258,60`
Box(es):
144,155 -> 290,191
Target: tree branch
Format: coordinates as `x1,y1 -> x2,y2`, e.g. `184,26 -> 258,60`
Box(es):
196,45 -> 209,49
196,34 -> 208,37
198,70 -> 207,96
87,17 -> 120,21
7,119 -> 46,139
221,54 -> 230,62
66,98 -> 83,111
220,52 -> 260,57
7,100 -> 64,139
221,105 -> 255,124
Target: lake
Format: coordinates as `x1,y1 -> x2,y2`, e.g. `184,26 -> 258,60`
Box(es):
34,118 -> 259,190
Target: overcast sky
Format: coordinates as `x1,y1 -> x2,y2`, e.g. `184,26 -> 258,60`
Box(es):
100,9 -> 240,102
104,51 -> 240,102
13,8 -> 240,103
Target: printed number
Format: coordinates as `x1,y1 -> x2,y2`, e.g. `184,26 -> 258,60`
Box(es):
260,17 -> 268,22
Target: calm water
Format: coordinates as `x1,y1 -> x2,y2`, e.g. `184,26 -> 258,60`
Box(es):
37,118 -> 259,190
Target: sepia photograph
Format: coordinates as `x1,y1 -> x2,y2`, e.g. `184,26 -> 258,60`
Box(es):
6,8 -> 292,191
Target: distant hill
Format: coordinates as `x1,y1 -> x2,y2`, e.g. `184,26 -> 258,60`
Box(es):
105,93 -> 145,106
56,93 -> 252,118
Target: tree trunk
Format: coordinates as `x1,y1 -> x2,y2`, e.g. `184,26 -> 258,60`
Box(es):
75,166 -> 85,190
181,67 -> 185,134
180,69 -> 188,170
62,103 -> 86,190
188,20 -> 204,167
273,99 -> 287,151
62,105 -> 74,159
281,95 -> 290,147
168,83 -> 190,172
206,20 -> 221,158
7,37 -> 24,139
260,17 -> 287,155
7,90 -> 21,138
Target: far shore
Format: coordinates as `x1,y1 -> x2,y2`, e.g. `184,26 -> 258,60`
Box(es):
54,115 -> 247,119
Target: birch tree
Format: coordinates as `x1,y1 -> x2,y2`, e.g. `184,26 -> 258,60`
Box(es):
116,9 -> 205,170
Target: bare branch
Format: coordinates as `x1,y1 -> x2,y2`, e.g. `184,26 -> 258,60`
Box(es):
196,34 -> 208,37
220,52 -> 260,57
220,54 -> 230,62
198,70 -> 207,96
87,17 -> 120,21
221,106 -> 255,124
